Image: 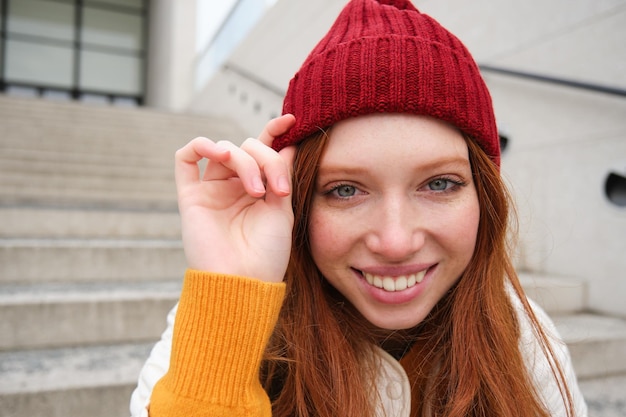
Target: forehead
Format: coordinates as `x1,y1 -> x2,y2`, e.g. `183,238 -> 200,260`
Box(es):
321,113 -> 469,166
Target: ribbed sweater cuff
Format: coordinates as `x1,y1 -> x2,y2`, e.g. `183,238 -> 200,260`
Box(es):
151,269 -> 285,415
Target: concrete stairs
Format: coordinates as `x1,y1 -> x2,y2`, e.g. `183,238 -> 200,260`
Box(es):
0,94 -> 244,417
1,94 -> 625,416
520,273 -> 626,416
520,273 -> 626,379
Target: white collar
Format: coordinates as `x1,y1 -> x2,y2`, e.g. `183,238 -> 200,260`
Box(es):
371,346 -> 412,417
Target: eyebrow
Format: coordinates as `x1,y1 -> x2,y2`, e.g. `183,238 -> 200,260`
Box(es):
317,156 -> 471,176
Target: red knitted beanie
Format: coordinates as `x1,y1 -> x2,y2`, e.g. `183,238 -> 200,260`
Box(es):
272,0 -> 500,166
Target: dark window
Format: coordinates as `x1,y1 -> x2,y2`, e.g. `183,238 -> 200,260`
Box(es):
0,0 -> 148,105
605,171 -> 626,207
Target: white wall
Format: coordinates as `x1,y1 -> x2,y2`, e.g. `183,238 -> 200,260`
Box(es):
414,0 -> 626,88
489,74 -> 626,317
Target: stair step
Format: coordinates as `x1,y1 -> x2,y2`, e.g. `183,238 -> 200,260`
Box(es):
554,313 -> 626,379
0,342 -> 153,417
0,133 -> 182,155
0,170 -> 175,194
0,151 -> 173,178
0,95 -> 246,210
0,123 -> 208,154
578,374 -> 626,417
0,207 -> 181,239
0,95 -> 245,141
0,280 -> 180,350
0,186 -> 178,209
0,173 -> 175,197
519,272 -> 586,314
0,238 -> 186,283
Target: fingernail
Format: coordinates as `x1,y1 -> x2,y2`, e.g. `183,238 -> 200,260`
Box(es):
215,146 -> 229,153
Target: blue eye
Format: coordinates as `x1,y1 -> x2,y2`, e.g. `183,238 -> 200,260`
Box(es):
334,184 -> 357,197
428,178 -> 457,191
427,177 -> 465,192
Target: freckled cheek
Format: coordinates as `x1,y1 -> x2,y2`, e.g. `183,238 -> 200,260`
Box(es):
451,201 -> 480,261
308,207 -> 354,266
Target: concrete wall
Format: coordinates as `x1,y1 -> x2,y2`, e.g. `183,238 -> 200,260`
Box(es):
415,0 -> 626,88
488,74 -> 626,317
187,0 -> 349,137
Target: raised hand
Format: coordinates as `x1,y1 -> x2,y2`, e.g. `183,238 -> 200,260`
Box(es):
174,114 -> 297,283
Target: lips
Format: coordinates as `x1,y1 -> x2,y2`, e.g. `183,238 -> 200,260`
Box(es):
363,270 -> 427,292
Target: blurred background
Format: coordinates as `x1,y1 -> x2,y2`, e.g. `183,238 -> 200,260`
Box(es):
0,0 -> 625,415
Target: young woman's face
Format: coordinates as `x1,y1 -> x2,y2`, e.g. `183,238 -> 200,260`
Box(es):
308,113 -> 480,330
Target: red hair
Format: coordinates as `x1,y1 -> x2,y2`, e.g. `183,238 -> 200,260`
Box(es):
261,131 -> 575,417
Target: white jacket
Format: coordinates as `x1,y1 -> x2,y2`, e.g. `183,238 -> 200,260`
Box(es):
130,297 -> 587,417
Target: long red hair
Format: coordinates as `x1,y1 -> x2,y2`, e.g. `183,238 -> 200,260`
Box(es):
261,129 -> 575,417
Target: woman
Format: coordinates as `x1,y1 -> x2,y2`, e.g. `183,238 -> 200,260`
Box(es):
131,1 -> 587,416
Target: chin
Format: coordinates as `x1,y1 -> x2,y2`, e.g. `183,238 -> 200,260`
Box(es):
363,310 -> 427,331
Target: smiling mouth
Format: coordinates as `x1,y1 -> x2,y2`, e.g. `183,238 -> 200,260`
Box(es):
362,270 -> 427,292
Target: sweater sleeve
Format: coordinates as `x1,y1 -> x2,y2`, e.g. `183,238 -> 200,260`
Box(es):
130,303 -> 177,417
148,269 -> 286,417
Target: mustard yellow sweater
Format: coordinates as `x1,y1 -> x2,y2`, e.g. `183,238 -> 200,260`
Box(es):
145,271 -> 588,417
149,270 -> 286,417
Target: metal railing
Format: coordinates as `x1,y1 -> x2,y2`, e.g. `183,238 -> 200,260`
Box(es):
480,64 -> 626,98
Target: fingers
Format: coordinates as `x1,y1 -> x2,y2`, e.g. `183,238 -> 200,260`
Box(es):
202,139 -> 271,197
265,144 -> 297,209
239,137 -> 292,196
175,115 -> 296,198
248,114 -> 296,196
257,114 -> 295,147
175,137 -> 230,189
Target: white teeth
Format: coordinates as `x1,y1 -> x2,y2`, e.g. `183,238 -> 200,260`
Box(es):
363,270 -> 427,292
395,276 -> 408,291
373,276 -> 383,288
407,274 -> 417,287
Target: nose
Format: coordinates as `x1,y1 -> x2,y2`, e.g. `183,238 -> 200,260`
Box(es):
365,194 -> 425,261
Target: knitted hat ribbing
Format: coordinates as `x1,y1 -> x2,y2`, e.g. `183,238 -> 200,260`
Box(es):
272,0 -> 500,166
